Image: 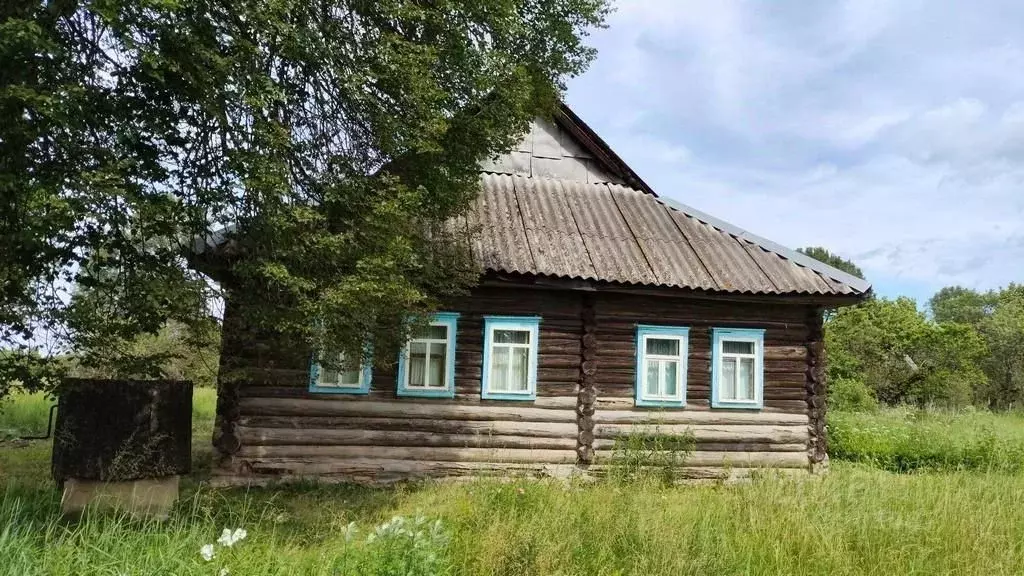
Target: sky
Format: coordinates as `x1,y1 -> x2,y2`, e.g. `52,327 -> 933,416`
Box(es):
565,0 -> 1024,304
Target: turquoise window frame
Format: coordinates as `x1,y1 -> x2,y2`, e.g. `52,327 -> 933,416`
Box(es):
396,312 -> 459,398
308,347 -> 373,395
711,328 -> 765,410
634,325 -> 689,408
481,315 -> 540,401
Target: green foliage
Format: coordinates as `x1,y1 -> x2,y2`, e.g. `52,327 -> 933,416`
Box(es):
796,247 -> 865,280
67,320 -> 221,388
929,286 -> 998,326
829,408 -> 1024,473
827,376 -> 878,412
977,287 -> 1024,409
0,0 -> 610,397
6,464 -> 1024,574
606,426 -> 695,485
826,297 -> 988,408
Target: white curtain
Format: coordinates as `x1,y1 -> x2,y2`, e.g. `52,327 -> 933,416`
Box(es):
409,342 -> 427,386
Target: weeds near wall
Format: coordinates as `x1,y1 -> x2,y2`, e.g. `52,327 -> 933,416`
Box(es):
606,426 -> 695,485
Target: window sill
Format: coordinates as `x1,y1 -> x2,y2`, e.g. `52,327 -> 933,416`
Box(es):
635,398 -> 686,408
308,385 -> 371,395
711,400 -> 763,410
397,387 -> 455,399
481,392 -> 536,401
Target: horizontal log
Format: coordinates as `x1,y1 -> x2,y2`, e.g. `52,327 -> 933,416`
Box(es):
226,458 -> 579,483
593,450 -> 809,468
583,466 -> 808,481
238,444 -> 578,464
594,410 -> 808,426
593,440 -> 808,453
237,427 -> 579,450
239,397 -> 578,422
238,416 -> 579,438
764,388 -> 808,401
592,424 -> 809,443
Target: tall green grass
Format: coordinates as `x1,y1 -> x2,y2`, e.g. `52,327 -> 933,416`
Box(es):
0,387 -> 218,439
829,408 -> 1024,472
0,392 -> 54,440
3,466 -> 1024,575
6,393 -> 1024,573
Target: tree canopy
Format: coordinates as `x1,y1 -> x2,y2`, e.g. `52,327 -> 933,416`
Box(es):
0,0 -> 610,393
797,247 -> 866,280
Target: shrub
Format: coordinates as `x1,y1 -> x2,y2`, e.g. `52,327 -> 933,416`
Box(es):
828,376 -> 878,412
829,408 -> 1024,473
605,425 -> 695,484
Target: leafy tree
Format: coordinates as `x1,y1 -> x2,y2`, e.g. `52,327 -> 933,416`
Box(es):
66,320 -> 222,389
977,286 -> 1024,409
928,286 -> 997,326
826,297 -> 987,408
1,0 -> 609,395
797,247 -> 866,280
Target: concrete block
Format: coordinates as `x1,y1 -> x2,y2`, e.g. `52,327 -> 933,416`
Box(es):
61,476 -> 180,520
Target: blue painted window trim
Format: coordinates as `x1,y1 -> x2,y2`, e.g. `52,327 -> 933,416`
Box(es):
397,312 -> 459,398
711,328 -> 765,410
481,315 -> 541,401
634,325 -> 689,408
308,347 -> 373,395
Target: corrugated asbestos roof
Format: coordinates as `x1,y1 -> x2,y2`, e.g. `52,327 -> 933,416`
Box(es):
469,173 -> 868,296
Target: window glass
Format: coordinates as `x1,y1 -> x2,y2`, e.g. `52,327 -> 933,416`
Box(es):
483,318 -> 539,399
312,350 -> 368,392
722,358 -> 737,400
713,330 -> 764,408
494,329 -> 530,345
636,330 -> 687,405
738,357 -> 755,400
646,338 -> 680,356
723,340 -> 754,355
405,323 -> 451,389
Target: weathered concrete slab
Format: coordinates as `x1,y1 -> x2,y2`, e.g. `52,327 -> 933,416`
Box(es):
61,475 -> 180,520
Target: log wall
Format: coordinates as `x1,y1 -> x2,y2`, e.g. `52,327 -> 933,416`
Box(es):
588,294 -> 814,479
212,285 -> 822,485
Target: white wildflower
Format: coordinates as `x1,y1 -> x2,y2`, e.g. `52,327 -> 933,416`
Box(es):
218,569 -> 230,576
200,544 -> 216,562
217,527 -> 248,548
343,521 -> 358,542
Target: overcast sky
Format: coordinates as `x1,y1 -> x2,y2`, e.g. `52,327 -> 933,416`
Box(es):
565,0 -> 1024,303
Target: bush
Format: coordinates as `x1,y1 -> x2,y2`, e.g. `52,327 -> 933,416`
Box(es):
828,377 -> 878,412
829,408 -> 1024,473
605,425 -> 695,484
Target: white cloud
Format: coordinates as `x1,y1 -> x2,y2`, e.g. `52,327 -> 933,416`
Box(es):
567,0 -> 1024,299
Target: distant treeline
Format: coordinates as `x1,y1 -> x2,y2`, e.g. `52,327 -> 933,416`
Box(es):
799,247 -> 1024,411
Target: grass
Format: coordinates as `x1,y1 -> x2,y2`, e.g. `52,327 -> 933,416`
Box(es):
3,392 -> 1024,574
829,407 -> 1024,472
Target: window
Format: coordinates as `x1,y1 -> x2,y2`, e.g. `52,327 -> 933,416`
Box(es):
635,325 -> 688,407
482,316 -> 540,400
711,328 -> 765,409
309,350 -> 372,394
397,312 -> 458,398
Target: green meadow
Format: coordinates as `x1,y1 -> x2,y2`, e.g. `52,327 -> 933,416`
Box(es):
3,390 -> 1024,575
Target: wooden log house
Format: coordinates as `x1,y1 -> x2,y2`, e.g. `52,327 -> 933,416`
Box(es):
193,104 -> 870,485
